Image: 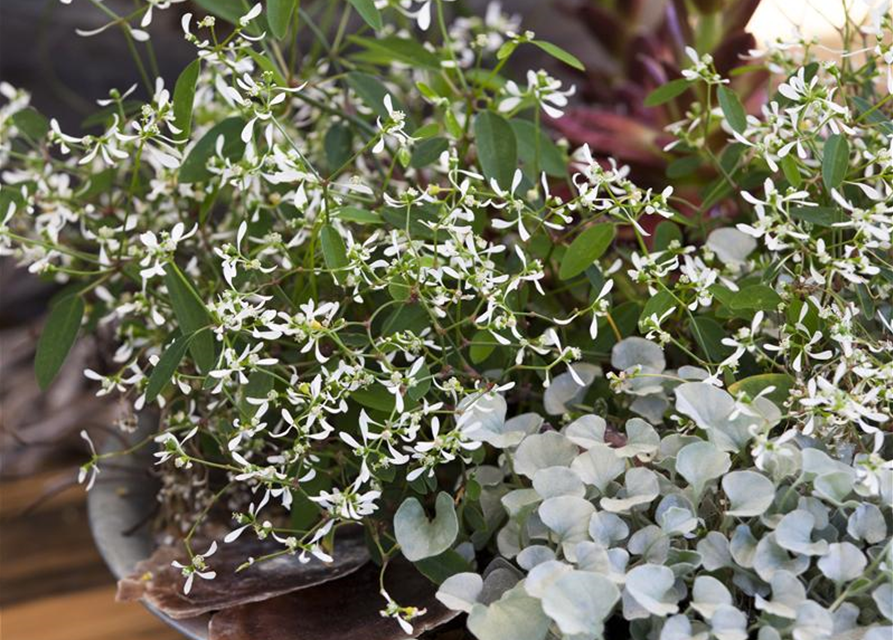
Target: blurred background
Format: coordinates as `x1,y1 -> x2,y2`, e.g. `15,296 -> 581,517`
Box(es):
0,1 -> 878,638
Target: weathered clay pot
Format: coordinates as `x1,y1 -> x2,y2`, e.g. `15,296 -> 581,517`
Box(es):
87,415 -> 210,639
87,414 -> 455,640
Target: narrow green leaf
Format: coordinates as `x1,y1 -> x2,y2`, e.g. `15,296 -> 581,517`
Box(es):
644,78 -> 691,107
172,59 -> 200,142
335,206 -> 381,225
241,369 -> 275,415
35,295 -> 85,390
408,361 -> 431,401
353,385 -> 396,412
531,40 -> 584,71
246,48 -> 287,87
780,154 -> 801,188
717,85 -> 747,134
789,205 -> 844,227
728,373 -> 794,406
474,111 -> 517,188
639,290 -> 675,331
852,95 -> 893,134
267,0 -> 297,39
164,263 -> 217,373
414,549 -> 473,585
345,72 -> 403,120
510,119 -> 567,178
559,224 -> 616,280
193,0 -> 267,34
410,137 -> 449,168
822,134 -> 849,191
12,107 -> 50,141
469,330 -> 497,365
179,117 -> 246,184
666,155 -> 701,179
347,36 -> 440,69
496,41 -> 517,60
347,0 -> 382,31
689,316 -> 733,362
320,224 -> 349,283
324,123 -> 354,173
729,284 -> 783,312
653,220 -> 682,252
412,123 -> 439,139
145,332 -> 196,403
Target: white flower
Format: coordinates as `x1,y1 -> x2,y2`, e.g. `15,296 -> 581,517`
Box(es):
77,430 -> 100,491
171,541 -> 218,595
409,0 -> 456,31
373,95 -> 413,155
498,69 -> 576,118
379,588 -> 427,634
489,169 -> 530,241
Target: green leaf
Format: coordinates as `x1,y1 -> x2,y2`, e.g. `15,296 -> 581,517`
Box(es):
346,0 -> 382,31
35,295 -> 85,390
145,332 -> 196,403
241,369 -> 275,416
12,107 -> 49,141
172,59 -> 200,142
497,40 -> 518,60
335,206 -> 381,225
179,117 -> 246,184
474,111 -> 517,188
193,0 -> 266,34
353,385 -> 396,412
780,154 -> 801,188
388,277 -> 412,301
324,123 -> 354,173
717,86 -> 747,134
347,36 -> 440,69
412,122 -> 439,139
822,134 -> 849,191
531,40 -> 584,71
382,303 -> 429,337
345,72 -> 402,120
267,0 -> 297,39
559,224 -> 615,280
164,263 -> 217,373
414,549 -> 473,585
408,361 -> 431,401
653,220 -> 682,252
789,205 -> 843,227
246,48 -> 287,87
729,284 -> 782,312
510,119 -> 567,178
320,224 -> 349,283
411,137 -> 449,168
666,155 -> 701,179
469,329 -> 497,364
639,290 -> 675,331
728,373 -> 794,406
689,316 -> 733,362
644,78 -> 691,107
852,95 -> 893,135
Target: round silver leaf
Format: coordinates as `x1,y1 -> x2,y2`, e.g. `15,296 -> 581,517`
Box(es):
513,432 -> 578,479
394,492 -> 459,561
436,572 -> 483,613
817,542 -> 867,585
722,470 -> 775,517
541,570 -> 620,636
